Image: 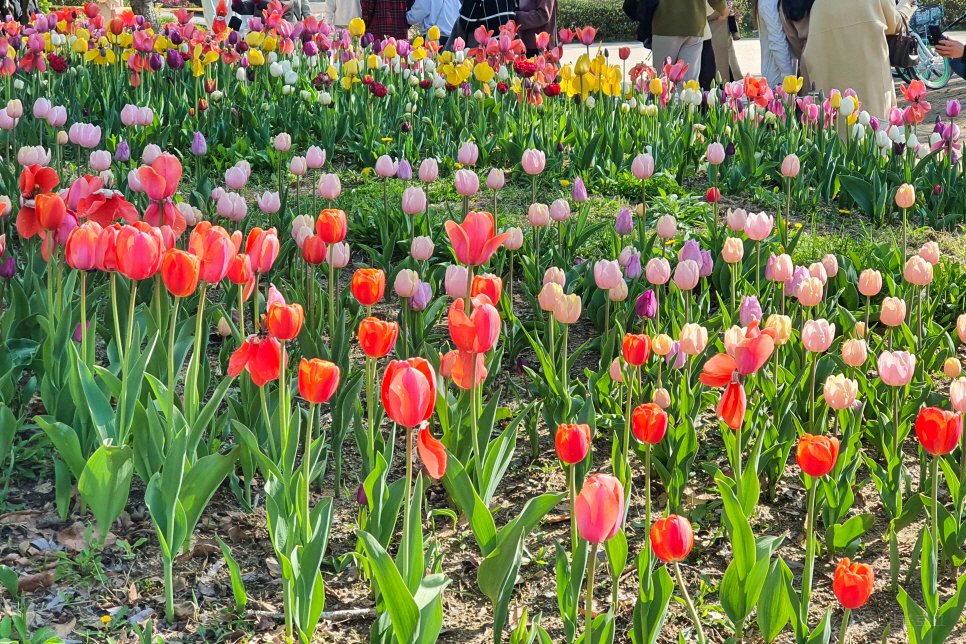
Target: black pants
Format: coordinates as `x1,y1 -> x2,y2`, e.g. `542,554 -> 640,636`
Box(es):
699,39 -> 716,91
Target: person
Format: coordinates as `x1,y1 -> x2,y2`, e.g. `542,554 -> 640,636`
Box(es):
516,0 -> 557,57
700,9 -> 717,90
651,0 -> 728,82
326,0 -> 363,29
709,2 -> 742,82
936,37 -> 966,80
407,0 -> 460,46
756,0 -> 794,86
360,0 -> 413,41
450,0 -> 518,48
779,0 -> 814,93
804,0 -> 917,119
286,0 -> 313,20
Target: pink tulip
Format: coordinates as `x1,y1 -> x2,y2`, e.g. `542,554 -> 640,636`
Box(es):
257,191 -> 281,214
824,374 -> 858,410
646,257 -> 671,285
895,183 -> 915,209
290,156 -> 308,176
319,173 -> 342,199
0,110 -> 17,131
722,237 -> 744,263
486,168 -> 505,190
653,388 -> 671,408
375,155 -> 398,178
419,158 -> 439,182
394,269 -> 420,298
32,97 -> 51,120
881,297 -> 906,327
445,265 -> 469,298
411,236 -> 435,260
808,262 -> 828,285
802,318 -> 835,352
550,199 -> 570,222
958,314 -> 966,343
904,255 -> 933,285
706,142 -> 725,165
225,166 -> 248,190
217,192 -> 247,222
744,212 -> 774,241
528,203 -> 550,227
842,339 -> 867,367
326,242 -> 350,268
798,277 -> 823,306
89,150 -> 111,172
919,241 -> 940,266
632,153 -> 654,180
878,350 -> 916,387
504,227 -> 524,251
673,259 -> 700,291
951,378 -> 966,414
455,169 -> 479,196
141,143 -> 162,165
726,208 -> 746,231
656,215 -> 677,239
458,141 -> 479,166
137,107 -> 154,126
594,260 -> 623,290
274,132 -> 292,152
543,267 -> 566,287
522,149 -> 546,175
781,154 -> 800,177
47,106 -> 67,127
402,186 -> 427,215
858,269 -> 882,296
306,145 -> 326,169
120,104 -> 138,126
679,323 -> 708,355
291,214 -> 314,246
822,254 -> 839,278
772,254 -> 793,282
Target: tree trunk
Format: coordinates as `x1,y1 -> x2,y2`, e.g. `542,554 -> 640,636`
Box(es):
130,0 -> 160,29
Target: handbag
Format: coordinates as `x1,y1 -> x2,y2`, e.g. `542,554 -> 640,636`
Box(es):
887,16 -> 919,69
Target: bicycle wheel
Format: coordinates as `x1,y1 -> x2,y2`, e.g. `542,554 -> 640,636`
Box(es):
910,41 -> 952,89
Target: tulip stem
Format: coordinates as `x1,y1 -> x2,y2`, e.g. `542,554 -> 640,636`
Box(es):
548,314 -> 556,371
238,284 -> 245,339
403,423 -> 413,574
621,366 -> 636,490
645,443 -> 652,551
756,241 -> 761,297
366,356 -> 375,471
673,561 -> 706,644
569,464 -> 578,552
864,295 -> 870,343
893,386 -> 900,459
80,272 -> 88,365
111,273 -> 123,363
585,542 -> 597,642
126,278 -> 138,360
463,265 -> 474,319
260,385 -> 277,463
838,607 -> 851,644
604,298 -> 610,338
809,351 -> 818,434
562,324 -> 570,402
508,253 -> 514,317
304,403 -> 316,545
253,274 -> 260,333
802,478 -> 817,627
902,207 -> 908,267
168,296 -> 180,426
328,244 -> 336,346
187,284 -> 207,427
932,456 -> 940,571
470,358 -> 481,486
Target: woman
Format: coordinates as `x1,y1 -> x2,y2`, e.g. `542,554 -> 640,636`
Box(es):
803,0 -> 917,119
516,0 -> 557,57
407,0 -> 460,47
780,0 -> 814,92
755,0 -> 794,86
709,2 -> 742,83
651,0 -> 728,83
326,0 -> 363,29
360,0 -> 412,41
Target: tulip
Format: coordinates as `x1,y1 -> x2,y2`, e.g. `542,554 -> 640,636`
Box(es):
575,473 -> 623,544
679,324 -> 708,356
951,378 -> 966,414
298,358 -> 340,404
417,427 -> 447,480
266,299 -> 305,341
808,262 -> 828,286
245,227 -> 280,274
521,149 -> 546,175
646,258 -> 671,285
822,254 -> 839,278
744,212 -> 774,241
381,357 -> 436,427
632,153 -> 654,180
419,158 -> 439,182
448,296 -> 500,353
454,169 -> 479,196
739,296 -> 762,327
632,403 -> 666,444
471,274 -> 502,304
116,223 -> 163,280
161,248 -> 200,298
904,255 -> 933,285
878,350 -> 915,387
636,290 -> 657,320
306,146 -> 326,169
650,515 -> 693,562
374,155 -> 397,178
896,183 -> 915,209
445,210 -> 510,266
842,339 -> 867,367
358,317 -> 399,358
316,208 -> 347,244
764,314 -> 792,345
544,267 -> 566,287
614,206 -> 634,236
351,268 -> 386,306
594,259 -> 623,290
656,215 -> 677,239
504,227 -> 524,251
802,319 -> 835,352
622,334 -> 650,366
797,277 -> 823,307
881,296 -> 906,327
781,154 -> 801,177
65,222 -> 101,271
833,558 -> 874,610
554,293 -> 582,324
726,208 -> 746,231
919,241 -> 941,266
722,237 -> 744,263
257,191 -> 281,215
772,254 -> 793,283
274,132 -> 292,152
228,335 -> 283,386
550,199 -> 571,222
706,142 -> 725,165
610,357 -> 624,383
959,314 -> 966,344
444,265 -> 470,299
916,407 -> 962,457
457,141 -> 479,166
528,203 -> 550,227
556,423 -> 591,464
318,173 -> 342,199
945,358 -> 961,378
538,282 -> 563,311
410,236 -> 435,261
824,374 -> 858,410
673,259 -> 699,291
394,269 -> 420,299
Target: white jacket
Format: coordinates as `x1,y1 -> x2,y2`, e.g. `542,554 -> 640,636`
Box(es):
325,0 -> 362,28
407,0 -> 460,37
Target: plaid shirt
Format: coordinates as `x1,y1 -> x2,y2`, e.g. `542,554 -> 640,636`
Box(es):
361,0 -> 413,41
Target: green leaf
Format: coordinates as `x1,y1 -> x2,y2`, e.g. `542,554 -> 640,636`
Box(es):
922,527 -> 938,616
77,445 -> 135,541
716,479 -> 755,577
35,417 -> 86,481
933,570 -> 966,643
897,587 -> 928,644
180,448 -> 239,547
630,563 -> 673,644
0,566 -> 17,597
757,559 -> 791,642
603,530 -> 627,586
357,530 -> 419,644
440,452 -> 497,555
74,351 -> 118,444
828,514 -> 874,550
216,536 -> 247,611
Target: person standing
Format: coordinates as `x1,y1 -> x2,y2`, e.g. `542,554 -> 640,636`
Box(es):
699,8 -> 717,90
804,0 -> 917,119
709,2 -> 742,82
779,0 -> 814,93
516,0 -> 557,57
326,0 -> 363,29
407,0 -> 460,46
360,0 -> 413,41
755,0 -> 794,86
651,0 -> 728,83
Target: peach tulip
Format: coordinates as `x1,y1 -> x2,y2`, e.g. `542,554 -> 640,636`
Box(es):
895,183 -> 915,209
904,255 -> 933,285
797,277 -> 823,306
656,215 -> 677,239
538,282 -> 563,311
652,334 -> 673,356
772,254 -> 793,283
919,241 -> 941,266
824,374 -> 858,410
722,237 -> 744,263
878,350 -> 916,386
554,293 -> 582,324
802,319 -> 835,353
808,262 -> 828,285
858,269 -> 882,296
945,358 -> 962,378
764,314 -> 792,345
544,267 -> 566,287
951,378 -> 966,414
680,324 -> 708,355
881,297 -> 906,327
528,203 -> 550,227
842,339 -> 867,367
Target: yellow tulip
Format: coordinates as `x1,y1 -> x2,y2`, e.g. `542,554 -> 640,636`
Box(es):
829,90 -> 841,109
367,54 -> 379,69
72,38 -> 89,54
77,28 -> 91,40
348,18 -> 365,37
413,36 -> 425,48
649,77 -> 663,95
154,36 -> 169,53
118,33 -> 132,48
245,31 -> 264,48
682,79 -> 700,92
343,58 -> 361,76
262,36 -> 277,52
412,47 -> 426,61
383,43 -> 397,59
559,64 -> 574,81
574,53 -> 591,76
325,64 -> 338,80
248,49 -> 265,66
782,75 -> 803,94
427,25 -> 440,41
340,75 -> 354,90
473,62 -> 494,83
438,51 -> 453,64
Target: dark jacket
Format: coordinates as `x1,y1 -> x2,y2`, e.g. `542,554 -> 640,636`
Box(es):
516,0 -> 557,51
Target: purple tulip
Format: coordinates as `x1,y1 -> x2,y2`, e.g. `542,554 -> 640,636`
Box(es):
0,256 -> 16,278
636,289 -> 657,319
739,296 -> 762,326
357,484 -> 368,506
678,239 -> 702,265
765,253 -> 776,281
409,282 -> 432,311
699,250 -> 713,277
148,53 -> 163,72
166,49 -> 184,70
948,100 -> 961,118
784,265 -> 809,297
191,132 -> 207,156
397,159 -> 413,181
625,253 -> 642,279
73,321 -> 91,343
666,342 -> 687,369
572,177 -> 588,203
115,140 -> 131,163
614,206 -> 633,236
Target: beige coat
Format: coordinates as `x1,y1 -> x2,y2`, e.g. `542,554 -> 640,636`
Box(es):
803,0 -> 916,120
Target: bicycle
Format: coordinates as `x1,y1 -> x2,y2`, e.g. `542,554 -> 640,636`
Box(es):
894,4 -> 954,90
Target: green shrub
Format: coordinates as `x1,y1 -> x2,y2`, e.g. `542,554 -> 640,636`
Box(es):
558,0 -> 639,42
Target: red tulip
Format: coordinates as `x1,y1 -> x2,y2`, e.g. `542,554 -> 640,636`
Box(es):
228,335 -> 283,386
245,227 -> 280,274
915,407 -> 963,456
833,558 -> 874,609
65,221 -> 102,271
444,210 -> 511,266
650,515 -> 694,562
622,333 -> 651,366
316,208 -> 347,244
555,423 -> 591,464
796,433 -> 840,477
351,268 -> 386,306
227,253 -> 253,285
471,273 -> 503,303
266,300 -> 305,341
35,193 -> 67,232
189,221 -> 234,283
137,153 -> 182,201
358,317 -> 399,358
77,188 -> 139,228
381,357 -> 437,427
449,350 -> 487,390
161,248 -> 200,297
447,295 -> 501,354
116,222 -> 163,280
94,224 -> 121,272
302,235 -> 328,264
699,321 -> 775,387
716,380 -> 746,430
417,426 -> 447,479
298,358 -> 340,404
632,403 -> 667,444
19,164 -> 59,198
575,473 -> 624,544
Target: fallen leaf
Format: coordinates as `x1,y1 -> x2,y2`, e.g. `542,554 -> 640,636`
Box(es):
265,557 -> 281,578
127,583 -> 140,603
51,618 -> 75,639
18,570 -> 55,593
0,510 -> 43,530
56,522 -> 116,552
175,542 -> 219,563
173,601 -> 196,621
228,524 -> 248,543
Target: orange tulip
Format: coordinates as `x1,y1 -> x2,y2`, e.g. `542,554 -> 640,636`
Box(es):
716,381 -> 746,430
650,515 -> 694,562
161,249 -> 200,297
227,253 -> 253,285
316,208 -> 347,244
189,221 -> 234,283
351,268 -> 386,306
471,273 -> 503,303
796,433 -> 840,477
833,558 -> 874,609
450,350 -> 487,390
228,335 -> 283,386
266,301 -> 305,340
417,426 -> 447,479
245,227 -> 280,273
622,333 -> 651,366
137,153 -> 182,201
381,357 -> 437,427
19,164 -> 59,198
632,403 -> 667,444
444,210 -> 510,266
302,235 -> 328,264
65,221 -> 102,271
35,193 -> 67,231
555,423 -> 591,464
116,222 -> 163,280
915,407 -> 963,456
298,358 -> 340,404
358,317 -> 399,358
94,224 -> 121,272
447,295 -> 500,354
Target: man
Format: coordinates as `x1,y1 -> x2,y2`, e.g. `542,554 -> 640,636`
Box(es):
407,0 -> 460,47
651,0 -> 728,82
936,37 -> 966,80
